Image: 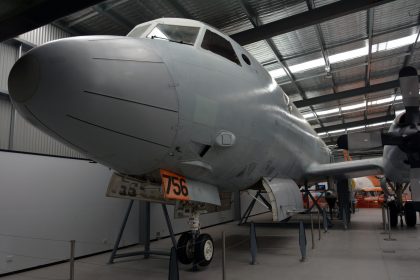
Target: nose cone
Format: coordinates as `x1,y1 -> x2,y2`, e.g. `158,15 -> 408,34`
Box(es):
8,37 -> 179,175
8,53 -> 41,103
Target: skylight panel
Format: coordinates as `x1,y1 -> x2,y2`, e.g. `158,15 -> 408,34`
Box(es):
347,125 -> 365,131
329,129 -> 345,134
366,122 -> 386,127
303,112 -> 315,119
341,102 -> 366,111
395,109 -> 405,115
374,34 -> 418,53
289,58 -> 325,73
316,108 -> 340,116
367,95 -> 397,106
329,46 -> 368,64
269,68 -> 287,79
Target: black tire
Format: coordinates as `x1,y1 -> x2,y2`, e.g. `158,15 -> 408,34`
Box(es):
177,232 -> 194,264
388,201 -> 399,228
405,202 -> 417,227
194,233 -> 214,267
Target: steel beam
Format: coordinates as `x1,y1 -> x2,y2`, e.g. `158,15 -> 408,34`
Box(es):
315,115 -> 395,133
231,0 -> 397,46
306,0 -> 342,135
403,15 -> 420,67
366,9 -> 374,86
293,79 -> 412,108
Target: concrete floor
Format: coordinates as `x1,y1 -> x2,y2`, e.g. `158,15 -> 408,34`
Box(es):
4,208 -> 420,280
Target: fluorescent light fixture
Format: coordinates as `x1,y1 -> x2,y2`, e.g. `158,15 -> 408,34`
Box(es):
367,95 -> 397,106
329,46 -> 368,64
366,122 -> 386,127
269,68 -> 287,78
269,34 -> 418,76
289,58 -> 325,73
303,112 -> 315,119
395,109 -> 405,115
316,108 -> 340,116
347,125 -> 365,131
318,132 -> 327,136
341,102 -> 366,111
329,129 -> 345,134
372,34 -> 418,53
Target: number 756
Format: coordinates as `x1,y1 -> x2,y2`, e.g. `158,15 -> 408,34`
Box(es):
162,175 -> 188,196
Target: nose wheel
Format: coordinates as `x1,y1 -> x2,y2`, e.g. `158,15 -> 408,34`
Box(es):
177,232 -> 214,267
195,234 -> 214,266
176,206 -> 214,268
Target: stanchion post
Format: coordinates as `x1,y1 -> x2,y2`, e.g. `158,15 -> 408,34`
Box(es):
168,246 -> 179,280
310,212 -> 314,249
69,240 -> 75,280
317,209 -> 321,240
250,222 -> 257,265
322,208 -> 328,232
382,206 -> 386,231
299,221 -> 306,262
343,208 -> 348,230
222,231 -> 226,280
384,207 -> 396,241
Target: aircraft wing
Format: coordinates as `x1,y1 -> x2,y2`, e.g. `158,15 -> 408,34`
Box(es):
305,157 -> 384,179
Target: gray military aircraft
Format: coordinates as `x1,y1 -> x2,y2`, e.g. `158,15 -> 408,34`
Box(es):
7,18 -> 420,266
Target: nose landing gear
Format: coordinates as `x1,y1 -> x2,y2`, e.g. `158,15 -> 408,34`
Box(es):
176,206 -> 214,268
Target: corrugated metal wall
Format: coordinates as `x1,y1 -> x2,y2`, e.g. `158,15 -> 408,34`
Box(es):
0,24 -> 86,159
12,112 -> 85,158
18,24 -> 70,45
0,42 -> 17,91
0,99 -> 11,149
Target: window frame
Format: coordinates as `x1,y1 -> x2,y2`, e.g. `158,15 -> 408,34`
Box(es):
200,29 -> 241,66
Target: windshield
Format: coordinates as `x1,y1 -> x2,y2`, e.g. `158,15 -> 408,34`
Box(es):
147,24 -> 200,45
127,24 -> 151,37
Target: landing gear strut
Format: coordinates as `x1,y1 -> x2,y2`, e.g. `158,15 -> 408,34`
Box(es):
176,206 -> 214,267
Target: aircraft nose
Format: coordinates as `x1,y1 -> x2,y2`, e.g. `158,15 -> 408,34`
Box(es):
8,51 -> 41,103
7,37 -> 179,175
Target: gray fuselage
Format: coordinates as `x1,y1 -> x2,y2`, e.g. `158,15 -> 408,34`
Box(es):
8,18 -> 331,191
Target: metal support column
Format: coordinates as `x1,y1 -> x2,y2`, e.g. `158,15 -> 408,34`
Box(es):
109,201 -> 174,264
249,222 -> 257,265
337,179 -> 351,226
299,221 -> 307,262
239,190 -> 271,225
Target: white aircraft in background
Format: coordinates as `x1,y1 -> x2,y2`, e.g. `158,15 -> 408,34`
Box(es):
7,18 -> 420,266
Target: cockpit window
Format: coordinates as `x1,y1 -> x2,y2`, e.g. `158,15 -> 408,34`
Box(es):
201,30 -> 241,65
146,24 -> 200,45
127,24 -> 151,37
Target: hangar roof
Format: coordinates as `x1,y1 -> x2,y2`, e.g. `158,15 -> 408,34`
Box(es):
43,0 -> 420,148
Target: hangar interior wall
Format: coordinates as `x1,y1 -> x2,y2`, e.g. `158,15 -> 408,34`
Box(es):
0,151 -> 139,274
0,24 -> 241,274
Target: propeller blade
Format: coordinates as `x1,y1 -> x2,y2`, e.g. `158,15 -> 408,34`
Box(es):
381,132 -> 403,146
399,66 -> 419,124
399,66 -> 419,108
